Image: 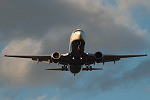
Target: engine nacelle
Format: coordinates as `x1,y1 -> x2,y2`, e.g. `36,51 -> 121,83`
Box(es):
51,52 -> 61,63
95,52 -> 103,63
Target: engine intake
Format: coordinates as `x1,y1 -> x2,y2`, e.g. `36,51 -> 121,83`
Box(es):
95,52 -> 103,63
95,52 -> 102,59
51,52 -> 61,63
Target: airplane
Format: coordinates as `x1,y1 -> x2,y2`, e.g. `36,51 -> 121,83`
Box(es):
5,29 -> 147,76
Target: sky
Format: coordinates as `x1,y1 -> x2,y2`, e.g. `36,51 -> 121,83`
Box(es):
0,0 -> 150,100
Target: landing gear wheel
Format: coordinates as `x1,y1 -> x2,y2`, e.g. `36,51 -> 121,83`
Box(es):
86,66 -> 89,71
62,66 -> 64,71
90,66 -> 92,71
86,66 -> 92,71
62,65 -> 68,71
65,66 -> 68,71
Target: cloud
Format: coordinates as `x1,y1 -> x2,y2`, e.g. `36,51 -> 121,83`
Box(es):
0,88 -> 22,100
116,0 -> 150,12
144,84 -> 150,91
0,38 -> 63,87
0,0 -> 149,52
32,95 -> 47,100
0,0 -> 71,42
0,0 -> 149,91
98,59 -> 150,91
55,58 -> 150,96
50,96 -> 60,100
31,95 -> 59,100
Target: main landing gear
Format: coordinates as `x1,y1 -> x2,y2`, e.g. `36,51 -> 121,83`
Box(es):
62,65 -> 68,71
82,66 -> 103,71
85,66 -> 92,71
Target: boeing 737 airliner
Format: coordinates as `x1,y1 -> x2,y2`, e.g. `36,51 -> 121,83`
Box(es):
5,29 -> 147,76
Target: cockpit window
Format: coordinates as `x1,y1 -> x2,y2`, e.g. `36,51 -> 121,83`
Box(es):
74,30 -> 77,33
73,29 -> 83,33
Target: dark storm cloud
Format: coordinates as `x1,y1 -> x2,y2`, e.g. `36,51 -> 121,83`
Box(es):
0,0 -> 58,40
0,0 -> 93,41
0,0 -> 149,52
0,0 -> 63,40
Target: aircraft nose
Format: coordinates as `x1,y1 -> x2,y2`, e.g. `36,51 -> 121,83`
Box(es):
73,29 -> 85,40
77,32 -> 83,39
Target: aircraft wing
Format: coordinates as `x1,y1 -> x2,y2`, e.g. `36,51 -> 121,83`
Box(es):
102,54 -> 147,62
5,53 -> 70,64
84,53 -> 147,65
5,55 -> 52,64
5,53 -> 147,65
45,68 -> 68,71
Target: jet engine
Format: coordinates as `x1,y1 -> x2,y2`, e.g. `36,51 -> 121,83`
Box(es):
95,52 -> 103,63
51,52 -> 61,63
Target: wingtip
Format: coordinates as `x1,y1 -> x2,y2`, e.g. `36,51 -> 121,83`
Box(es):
145,54 -> 147,56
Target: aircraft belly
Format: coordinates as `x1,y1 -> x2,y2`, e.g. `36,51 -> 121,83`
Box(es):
69,40 -> 85,74
70,65 -> 82,74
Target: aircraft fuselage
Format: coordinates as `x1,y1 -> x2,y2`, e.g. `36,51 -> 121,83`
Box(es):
69,29 -> 86,74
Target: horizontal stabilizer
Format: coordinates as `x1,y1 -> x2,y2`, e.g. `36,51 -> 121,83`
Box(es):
82,68 -> 103,71
45,68 -> 68,71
